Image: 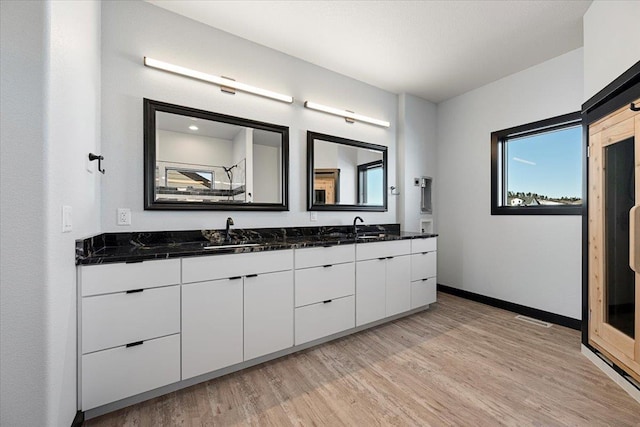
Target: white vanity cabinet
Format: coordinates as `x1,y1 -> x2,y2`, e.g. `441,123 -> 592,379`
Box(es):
410,237 -> 438,308
355,240 -> 412,326
181,250 -> 294,379
294,245 -> 356,345
77,234 -> 438,416
78,259 -> 182,410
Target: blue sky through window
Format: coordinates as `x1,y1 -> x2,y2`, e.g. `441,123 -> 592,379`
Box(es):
506,125 -> 582,199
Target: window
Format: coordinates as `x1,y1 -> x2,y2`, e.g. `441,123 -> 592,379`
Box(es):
358,160 -> 384,205
491,112 -> 582,215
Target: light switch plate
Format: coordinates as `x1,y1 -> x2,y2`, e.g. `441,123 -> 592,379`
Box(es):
310,212 -> 318,222
117,208 -> 131,226
62,205 -> 72,232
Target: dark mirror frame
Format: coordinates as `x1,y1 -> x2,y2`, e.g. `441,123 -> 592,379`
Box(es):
144,98 -> 289,211
307,131 -> 388,212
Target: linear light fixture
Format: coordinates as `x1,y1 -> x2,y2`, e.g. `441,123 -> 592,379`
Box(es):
304,101 -> 390,128
144,57 -> 294,104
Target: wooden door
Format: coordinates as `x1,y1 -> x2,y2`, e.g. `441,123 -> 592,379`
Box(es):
588,98 -> 640,381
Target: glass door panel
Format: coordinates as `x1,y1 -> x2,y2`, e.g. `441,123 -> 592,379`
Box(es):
604,137 -> 635,338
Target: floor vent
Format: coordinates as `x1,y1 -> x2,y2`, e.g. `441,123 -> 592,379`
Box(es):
515,315 -> 552,328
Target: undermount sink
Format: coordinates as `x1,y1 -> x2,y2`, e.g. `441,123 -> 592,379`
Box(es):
356,235 -> 385,240
204,243 -> 261,250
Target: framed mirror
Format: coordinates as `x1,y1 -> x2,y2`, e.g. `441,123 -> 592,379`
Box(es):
307,131 -> 387,211
144,99 -> 289,211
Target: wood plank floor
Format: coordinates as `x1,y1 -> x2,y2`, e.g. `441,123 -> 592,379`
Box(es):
86,293 -> 640,426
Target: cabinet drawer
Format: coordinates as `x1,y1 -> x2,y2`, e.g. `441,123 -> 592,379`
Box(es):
410,252 -> 437,281
411,278 -> 437,309
356,240 -> 410,261
80,259 -> 180,296
295,296 -> 355,345
182,249 -> 293,284
82,285 -> 180,354
81,334 -> 180,410
411,237 -> 437,254
294,244 -> 355,269
295,262 -> 355,307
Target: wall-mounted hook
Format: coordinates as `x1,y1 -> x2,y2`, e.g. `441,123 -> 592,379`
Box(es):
89,153 -> 105,174
631,102 -> 640,112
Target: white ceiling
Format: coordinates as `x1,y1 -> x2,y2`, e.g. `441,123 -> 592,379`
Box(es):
147,0 -> 592,103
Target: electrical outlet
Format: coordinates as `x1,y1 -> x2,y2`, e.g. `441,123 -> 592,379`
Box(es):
117,208 -> 131,226
310,212 -> 318,222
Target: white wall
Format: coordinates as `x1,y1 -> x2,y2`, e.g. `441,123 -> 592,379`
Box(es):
158,130 -> 233,166
436,48 -> 584,319
397,94 -> 437,232
1,1 -> 101,426
46,1 -> 102,425
583,0 -> 640,100
101,1 -> 397,231
1,2 -> 49,425
253,144 -> 280,202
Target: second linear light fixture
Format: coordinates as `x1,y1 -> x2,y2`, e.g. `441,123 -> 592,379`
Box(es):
304,101 -> 390,128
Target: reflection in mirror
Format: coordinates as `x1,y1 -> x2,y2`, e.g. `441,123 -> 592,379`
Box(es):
144,99 -> 289,211
307,131 -> 387,212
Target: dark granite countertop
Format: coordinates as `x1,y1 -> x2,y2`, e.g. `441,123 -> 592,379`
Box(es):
76,224 -> 437,265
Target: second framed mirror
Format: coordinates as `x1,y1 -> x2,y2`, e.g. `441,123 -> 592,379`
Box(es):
307,131 -> 387,211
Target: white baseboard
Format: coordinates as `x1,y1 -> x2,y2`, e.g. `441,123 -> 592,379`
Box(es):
581,344 -> 640,404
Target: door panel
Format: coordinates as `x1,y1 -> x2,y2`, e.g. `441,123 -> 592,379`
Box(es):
589,98 -> 640,382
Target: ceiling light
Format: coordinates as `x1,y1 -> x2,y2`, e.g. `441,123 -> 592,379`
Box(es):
144,57 -> 294,104
189,125 -> 199,131
304,101 -> 390,128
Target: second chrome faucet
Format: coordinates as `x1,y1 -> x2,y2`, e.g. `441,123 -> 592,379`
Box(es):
353,216 -> 364,235
224,217 -> 234,242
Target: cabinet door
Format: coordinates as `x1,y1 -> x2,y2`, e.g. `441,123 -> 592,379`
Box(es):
386,255 -> 411,316
182,278 -> 243,380
356,258 -> 386,326
244,271 -> 294,360
411,277 -> 437,309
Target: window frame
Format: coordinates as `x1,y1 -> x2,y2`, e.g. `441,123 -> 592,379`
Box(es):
490,111 -> 583,216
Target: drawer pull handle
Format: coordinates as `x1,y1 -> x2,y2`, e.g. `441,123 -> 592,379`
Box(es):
422,252 -> 428,255
229,276 -> 242,280
126,289 -> 144,294
323,264 -> 332,268
246,274 -> 258,278
386,256 -> 394,260
378,257 -> 386,261
126,341 -> 144,348
422,278 -> 428,281
323,299 -> 332,304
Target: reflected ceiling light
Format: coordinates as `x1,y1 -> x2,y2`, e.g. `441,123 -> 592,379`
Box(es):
304,101 -> 390,128
188,125 -> 199,131
144,57 -> 294,104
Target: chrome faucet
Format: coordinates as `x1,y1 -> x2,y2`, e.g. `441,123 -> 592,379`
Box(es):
224,217 -> 234,243
353,216 -> 364,235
